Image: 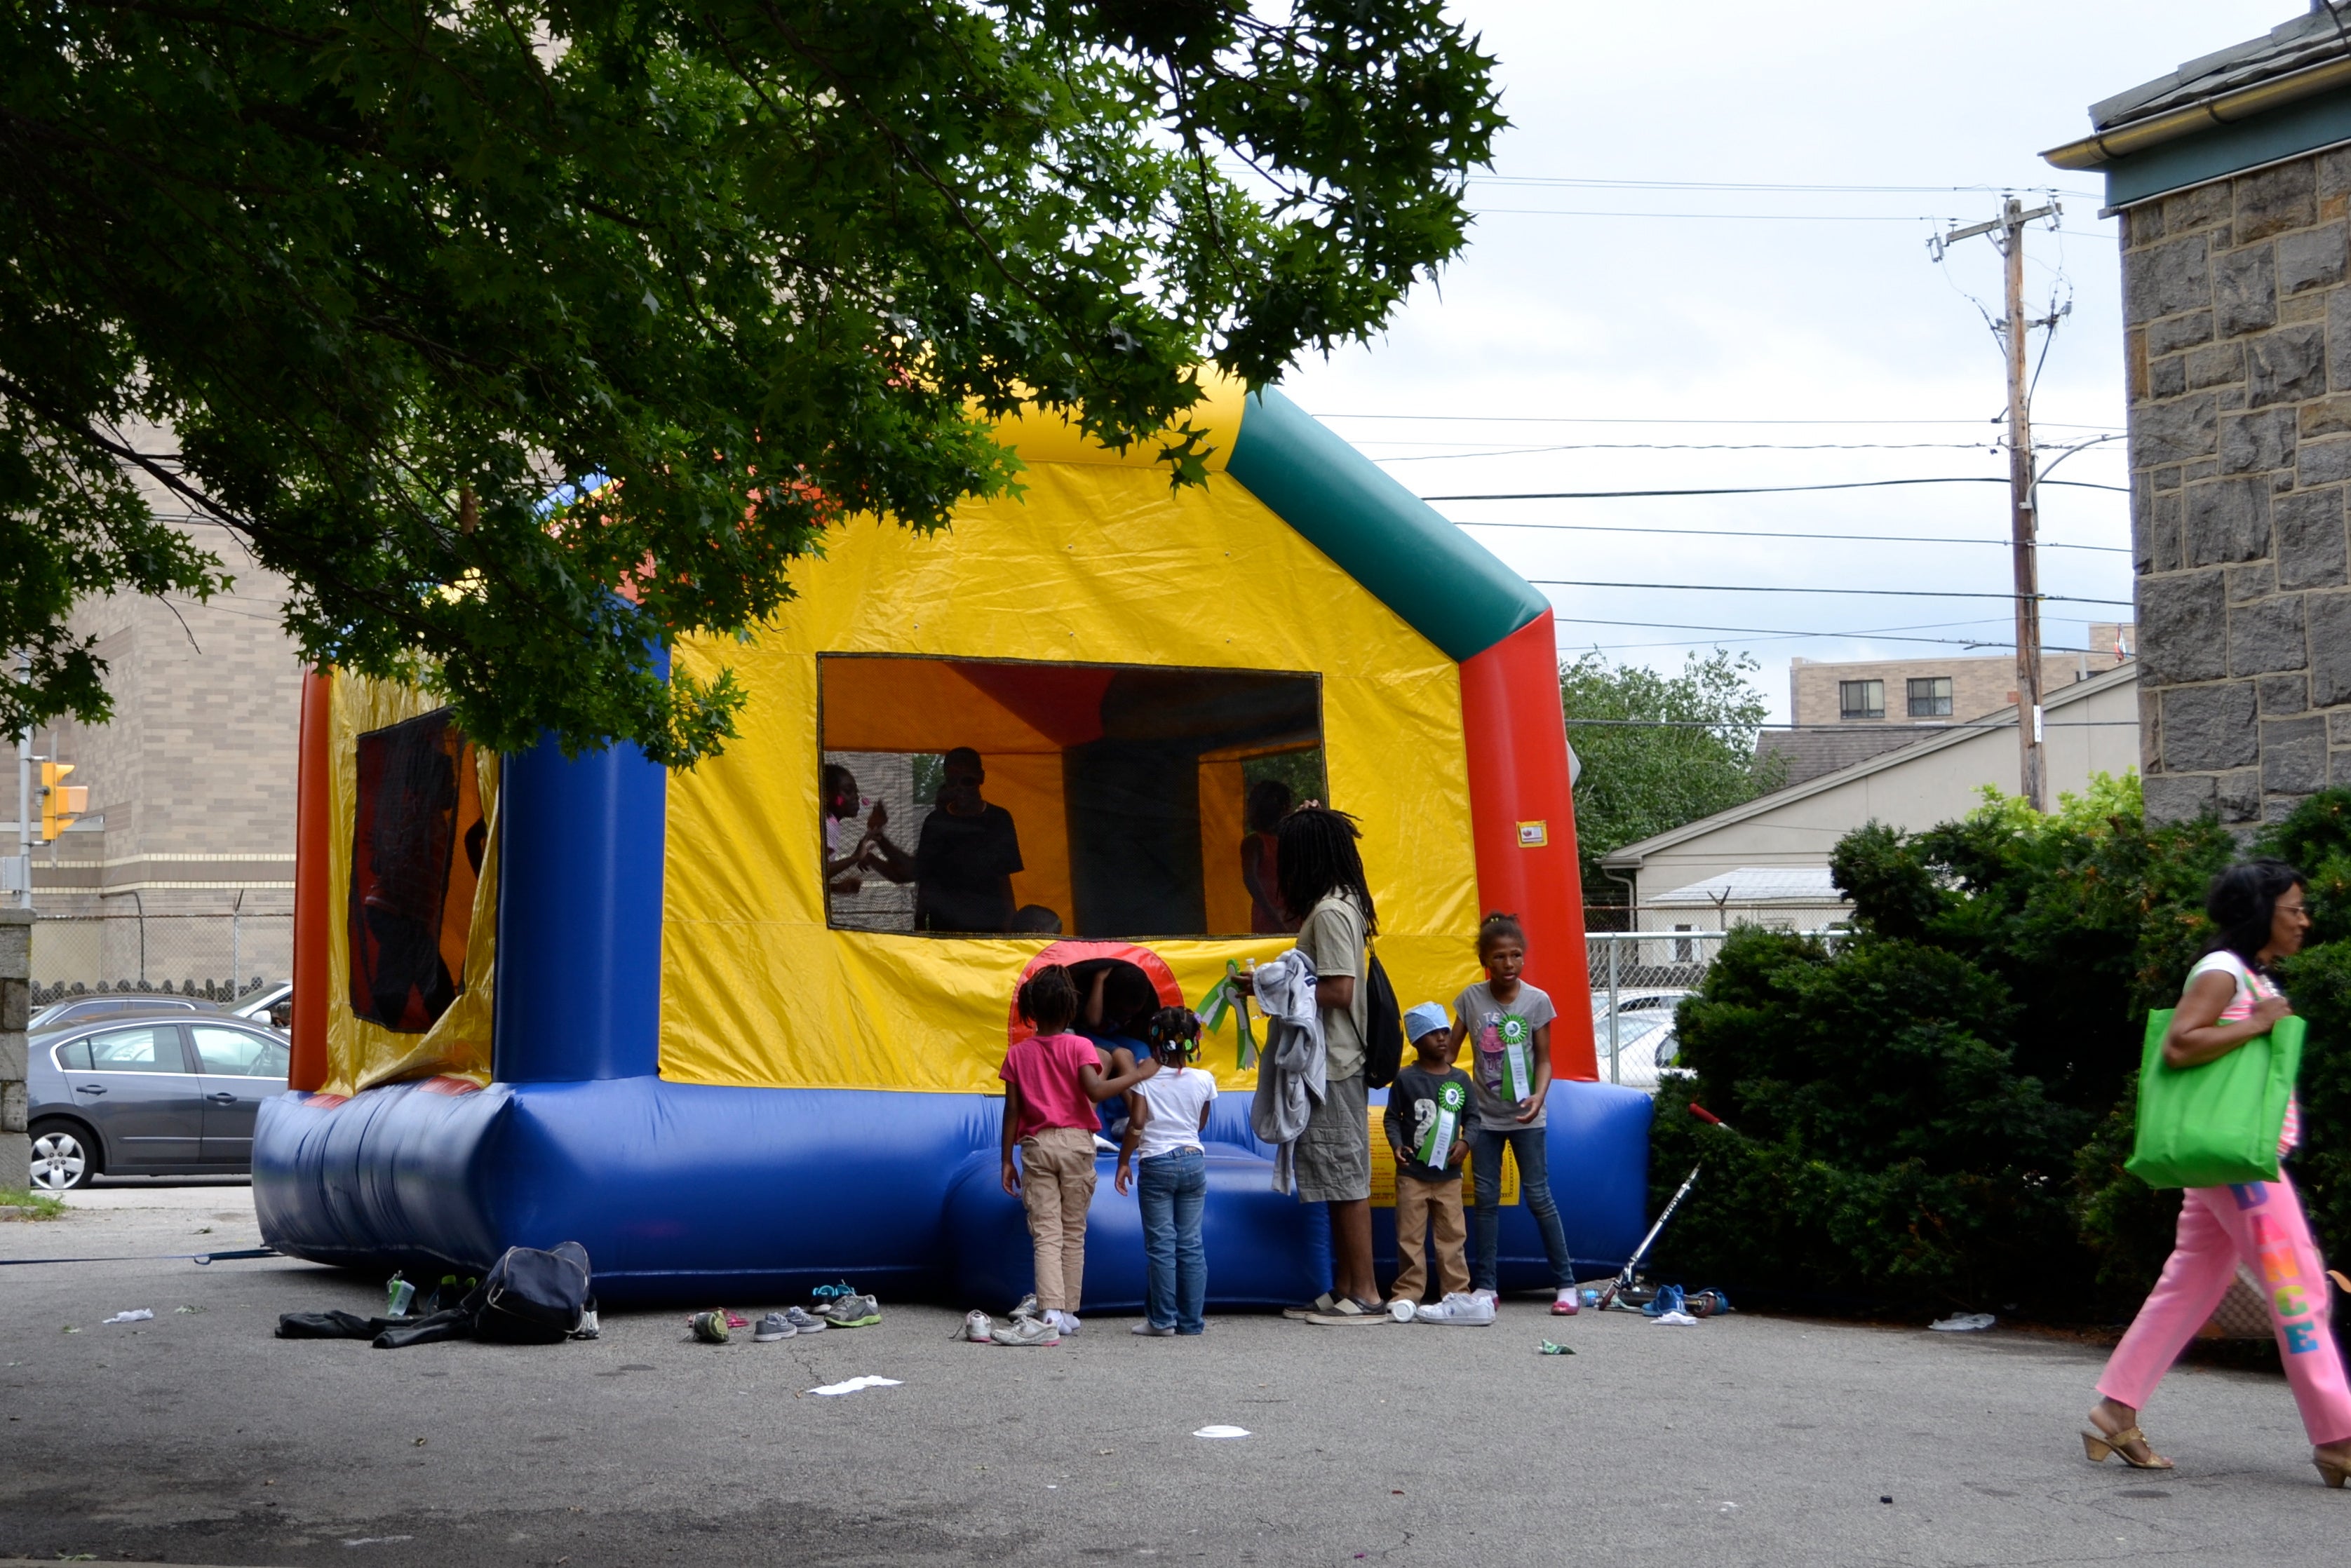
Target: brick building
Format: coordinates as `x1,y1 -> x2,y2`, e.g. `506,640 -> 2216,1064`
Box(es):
1762,628 -> 2133,790
2050,8 -> 2351,825
24,512 -> 303,997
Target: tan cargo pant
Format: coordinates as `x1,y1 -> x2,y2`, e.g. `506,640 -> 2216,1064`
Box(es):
1018,1126 -> 1099,1312
1392,1171 -> 1471,1302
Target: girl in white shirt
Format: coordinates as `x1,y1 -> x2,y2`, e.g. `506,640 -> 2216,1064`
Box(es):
1116,1008 -> 1218,1337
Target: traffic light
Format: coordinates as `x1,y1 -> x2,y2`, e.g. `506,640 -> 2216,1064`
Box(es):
39,762 -> 86,842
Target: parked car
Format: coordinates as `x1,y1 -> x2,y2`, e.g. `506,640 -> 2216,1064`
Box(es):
28,993 -> 224,1031
229,980 -> 292,1029
1596,1011 -> 1681,1094
25,1012 -> 290,1190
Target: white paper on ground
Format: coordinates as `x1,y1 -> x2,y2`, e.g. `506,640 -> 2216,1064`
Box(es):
101,1309 -> 154,1324
1929,1312 -> 1996,1332
1652,1310 -> 1699,1325
807,1375 -> 903,1397
1192,1425 -> 1252,1439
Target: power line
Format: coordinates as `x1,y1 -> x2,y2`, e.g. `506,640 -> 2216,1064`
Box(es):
1470,208 -> 1974,222
1453,518 -> 2129,554
1549,613 -> 2105,652
1368,441 -> 2022,459
1564,717 -> 2136,731
1467,176 -> 2101,198
1531,578 -> 2131,607
1423,477 -> 2129,501
1312,414 -> 2123,429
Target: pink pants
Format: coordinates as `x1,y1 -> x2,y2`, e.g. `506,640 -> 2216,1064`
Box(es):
2097,1174 -> 2351,1445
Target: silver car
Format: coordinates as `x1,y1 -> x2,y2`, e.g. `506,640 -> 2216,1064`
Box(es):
25,1012 -> 290,1190
29,993 -> 224,1030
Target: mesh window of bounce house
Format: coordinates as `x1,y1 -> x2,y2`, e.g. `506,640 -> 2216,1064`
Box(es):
255,377 -> 1656,1309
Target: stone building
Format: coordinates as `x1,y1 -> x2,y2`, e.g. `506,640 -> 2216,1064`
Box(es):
2049,7 -> 2351,824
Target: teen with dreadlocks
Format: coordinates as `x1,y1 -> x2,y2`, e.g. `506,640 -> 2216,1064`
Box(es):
1240,804 -> 1384,1322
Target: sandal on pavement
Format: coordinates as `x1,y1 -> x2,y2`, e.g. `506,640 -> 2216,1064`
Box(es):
2082,1424 -> 2173,1470
2317,1449 -> 2351,1489
1305,1297 -> 1386,1325
1281,1292 -> 1340,1322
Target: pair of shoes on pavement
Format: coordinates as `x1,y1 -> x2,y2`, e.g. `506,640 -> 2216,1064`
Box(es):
1011,1294 -> 1081,1336
753,1304 -> 833,1341
1415,1290 -> 1496,1326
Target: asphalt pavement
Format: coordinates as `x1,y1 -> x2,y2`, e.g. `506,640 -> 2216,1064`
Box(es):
3,1183 -> 2345,1566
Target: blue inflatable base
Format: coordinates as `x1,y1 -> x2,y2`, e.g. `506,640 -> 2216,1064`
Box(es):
255,1077 -> 1654,1310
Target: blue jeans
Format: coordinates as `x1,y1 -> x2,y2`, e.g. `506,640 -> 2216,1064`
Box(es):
1470,1125 -> 1574,1292
1138,1147 -> 1208,1332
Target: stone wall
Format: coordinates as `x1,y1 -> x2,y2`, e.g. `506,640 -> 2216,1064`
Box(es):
2125,149 -> 2351,824
0,908 -> 31,1190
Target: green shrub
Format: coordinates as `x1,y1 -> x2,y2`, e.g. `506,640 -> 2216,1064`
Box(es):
1644,775 -> 2351,1321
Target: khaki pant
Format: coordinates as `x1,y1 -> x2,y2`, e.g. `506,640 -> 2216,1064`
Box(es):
1018,1126 -> 1099,1312
1392,1171 -> 1469,1303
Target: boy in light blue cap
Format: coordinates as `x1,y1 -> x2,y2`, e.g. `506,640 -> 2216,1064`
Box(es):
1384,1001 -> 1477,1321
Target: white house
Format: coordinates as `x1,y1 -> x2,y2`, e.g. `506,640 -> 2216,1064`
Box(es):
1599,662 -> 2141,931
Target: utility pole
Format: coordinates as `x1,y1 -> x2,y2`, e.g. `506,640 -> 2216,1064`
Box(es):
1933,196 -> 2058,809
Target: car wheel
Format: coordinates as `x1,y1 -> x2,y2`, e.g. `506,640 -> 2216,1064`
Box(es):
27,1121 -> 98,1191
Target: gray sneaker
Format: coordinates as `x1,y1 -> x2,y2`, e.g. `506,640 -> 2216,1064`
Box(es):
782,1306 -> 826,1334
1010,1292 -> 1041,1320
990,1313 -> 1061,1346
753,1312 -> 796,1342
820,1293 -> 881,1328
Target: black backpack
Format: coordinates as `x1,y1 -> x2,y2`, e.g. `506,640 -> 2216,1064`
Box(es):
1363,948 -> 1406,1090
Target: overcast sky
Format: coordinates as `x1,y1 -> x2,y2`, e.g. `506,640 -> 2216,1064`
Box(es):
1280,1 -> 2297,722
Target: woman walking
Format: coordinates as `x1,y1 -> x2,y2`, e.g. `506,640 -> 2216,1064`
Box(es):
2085,859 -> 2351,1486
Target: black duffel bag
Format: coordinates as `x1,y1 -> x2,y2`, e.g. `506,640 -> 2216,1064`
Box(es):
470,1241 -> 595,1344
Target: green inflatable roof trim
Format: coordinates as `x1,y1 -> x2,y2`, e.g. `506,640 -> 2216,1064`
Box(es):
1225,386 -> 1551,663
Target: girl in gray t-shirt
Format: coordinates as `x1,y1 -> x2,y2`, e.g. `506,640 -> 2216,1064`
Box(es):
1446,912 -> 1579,1313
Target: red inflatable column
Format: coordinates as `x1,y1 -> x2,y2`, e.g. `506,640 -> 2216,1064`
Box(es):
288,668 -> 333,1093
1458,616 -> 1598,1081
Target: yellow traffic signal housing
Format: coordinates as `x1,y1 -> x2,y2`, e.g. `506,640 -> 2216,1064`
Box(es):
39,762 -> 86,842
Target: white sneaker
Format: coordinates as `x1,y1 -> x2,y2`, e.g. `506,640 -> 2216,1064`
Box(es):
1387,1297 -> 1417,1323
1415,1292 -> 1497,1326
990,1313 -> 1062,1346
959,1310 -> 994,1343
1011,1293 -> 1041,1320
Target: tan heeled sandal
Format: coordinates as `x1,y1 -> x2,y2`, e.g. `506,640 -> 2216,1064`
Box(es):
2317,1452 -> 2350,1489
2082,1424 -> 2174,1469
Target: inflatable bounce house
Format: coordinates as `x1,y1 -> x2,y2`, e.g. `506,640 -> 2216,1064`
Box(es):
255,378 -> 1655,1309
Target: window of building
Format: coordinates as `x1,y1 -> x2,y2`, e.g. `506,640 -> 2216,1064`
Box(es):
1838,680 -> 1884,721
1906,676 -> 1953,717
819,655 -> 1323,939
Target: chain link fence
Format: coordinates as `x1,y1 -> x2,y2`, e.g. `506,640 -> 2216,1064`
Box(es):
27,913 -> 292,1008
1586,928 -> 1846,1088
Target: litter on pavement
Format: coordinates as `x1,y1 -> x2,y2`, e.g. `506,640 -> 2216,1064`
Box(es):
1652,1310 -> 1699,1325
1192,1425 -> 1252,1439
807,1375 -> 901,1397
1537,1340 -> 1576,1356
1929,1312 -> 1996,1332
101,1309 -> 154,1324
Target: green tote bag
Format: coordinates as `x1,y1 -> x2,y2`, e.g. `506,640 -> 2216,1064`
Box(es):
2124,1008 -> 2305,1189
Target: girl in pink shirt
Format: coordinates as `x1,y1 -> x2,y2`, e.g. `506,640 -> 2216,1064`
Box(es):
999,965 -> 1157,1336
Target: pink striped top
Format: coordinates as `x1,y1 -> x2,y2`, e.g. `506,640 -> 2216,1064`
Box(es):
2185,949 -> 2300,1151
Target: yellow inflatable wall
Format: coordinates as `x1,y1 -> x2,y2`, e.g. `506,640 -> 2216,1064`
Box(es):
659,386 -> 1482,1097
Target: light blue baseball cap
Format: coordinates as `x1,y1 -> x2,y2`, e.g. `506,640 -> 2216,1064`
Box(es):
1403,1001 -> 1450,1043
